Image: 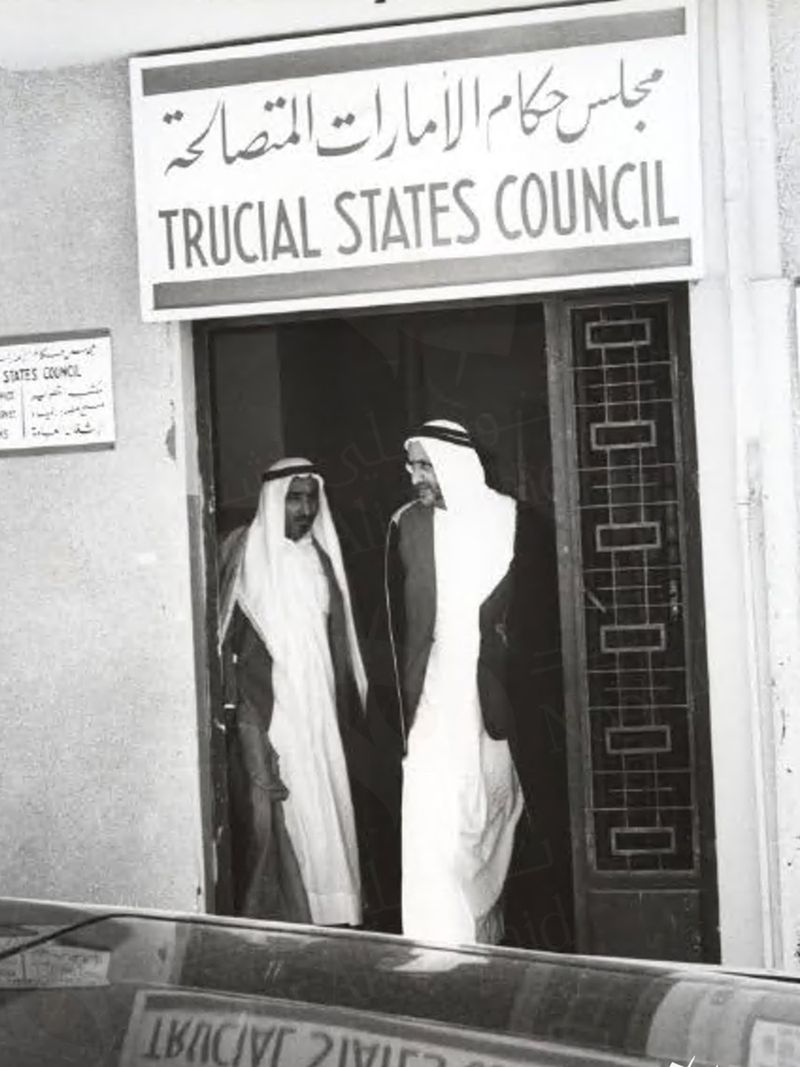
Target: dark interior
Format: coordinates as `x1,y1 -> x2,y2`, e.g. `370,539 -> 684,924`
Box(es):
208,299 -> 574,949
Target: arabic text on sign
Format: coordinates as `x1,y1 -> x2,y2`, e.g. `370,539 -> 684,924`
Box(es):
162,58 -> 665,174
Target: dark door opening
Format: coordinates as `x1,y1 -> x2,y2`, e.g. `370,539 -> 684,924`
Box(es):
201,299 -> 572,949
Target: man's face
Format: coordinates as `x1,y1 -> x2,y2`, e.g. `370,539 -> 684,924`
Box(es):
284,476 -> 320,540
406,440 -> 444,508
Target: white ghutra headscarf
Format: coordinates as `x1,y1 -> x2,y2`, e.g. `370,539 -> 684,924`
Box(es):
404,420 -> 517,597
220,457 -> 367,709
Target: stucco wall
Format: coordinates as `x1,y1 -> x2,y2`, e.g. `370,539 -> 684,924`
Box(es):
766,0 -> 800,968
0,62 -> 204,907
770,0 -> 800,277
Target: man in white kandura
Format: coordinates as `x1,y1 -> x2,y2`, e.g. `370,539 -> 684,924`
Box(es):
219,458 -> 367,926
385,420 -> 524,945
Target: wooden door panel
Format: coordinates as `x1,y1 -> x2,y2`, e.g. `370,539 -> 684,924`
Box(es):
547,291 -> 719,962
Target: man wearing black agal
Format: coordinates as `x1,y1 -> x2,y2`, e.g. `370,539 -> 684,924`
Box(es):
385,419 -> 573,950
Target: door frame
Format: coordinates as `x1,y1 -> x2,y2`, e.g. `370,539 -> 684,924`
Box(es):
193,285 -> 719,960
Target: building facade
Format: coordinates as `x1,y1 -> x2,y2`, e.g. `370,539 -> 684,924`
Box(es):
1,0 -> 799,969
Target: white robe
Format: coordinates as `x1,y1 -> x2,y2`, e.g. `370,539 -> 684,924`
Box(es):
401,505 -> 522,944
267,536 -> 362,926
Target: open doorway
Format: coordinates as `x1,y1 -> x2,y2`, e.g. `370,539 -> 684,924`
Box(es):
194,286 -> 719,962
200,298 -> 574,950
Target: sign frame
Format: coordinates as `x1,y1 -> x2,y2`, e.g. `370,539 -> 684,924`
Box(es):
129,0 -> 703,322
0,329 -> 116,455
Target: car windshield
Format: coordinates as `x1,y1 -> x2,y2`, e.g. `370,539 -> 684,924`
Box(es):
1,903 -> 800,1067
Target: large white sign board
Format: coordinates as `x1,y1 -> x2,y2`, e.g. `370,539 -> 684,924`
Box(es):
130,0 -> 702,321
0,330 -> 115,453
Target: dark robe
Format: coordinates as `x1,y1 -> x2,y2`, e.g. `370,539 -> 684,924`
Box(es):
221,539 -> 362,923
386,499 -> 574,949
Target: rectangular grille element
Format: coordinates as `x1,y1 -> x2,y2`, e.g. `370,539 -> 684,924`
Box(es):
611,827 -> 676,856
596,522 -> 661,551
586,319 -> 652,349
606,725 -> 672,755
600,624 -> 666,653
591,421 -> 657,450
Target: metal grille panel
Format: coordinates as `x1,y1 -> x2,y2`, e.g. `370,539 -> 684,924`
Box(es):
570,300 -> 696,873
